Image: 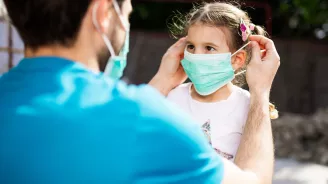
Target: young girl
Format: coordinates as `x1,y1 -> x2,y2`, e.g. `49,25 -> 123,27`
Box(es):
167,2 -> 278,161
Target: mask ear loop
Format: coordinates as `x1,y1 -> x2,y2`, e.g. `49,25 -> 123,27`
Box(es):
232,42 -> 251,76
92,1 -> 116,75
232,41 -> 267,76
92,1 -> 116,57
231,41 -> 251,57
112,0 -> 129,32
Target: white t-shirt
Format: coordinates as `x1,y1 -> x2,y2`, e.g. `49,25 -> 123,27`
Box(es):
167,83 -> 250,161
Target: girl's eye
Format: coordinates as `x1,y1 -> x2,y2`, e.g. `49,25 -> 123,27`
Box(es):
206,46 -> 215,51
187,44 -> 195,50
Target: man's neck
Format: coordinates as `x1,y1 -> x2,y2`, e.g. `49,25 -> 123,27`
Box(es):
25,45 -> 100,73
190,82 -> 234,103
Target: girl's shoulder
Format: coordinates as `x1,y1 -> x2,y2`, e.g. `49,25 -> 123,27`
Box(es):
232,86 -> 250,103
167,82 -> 192,100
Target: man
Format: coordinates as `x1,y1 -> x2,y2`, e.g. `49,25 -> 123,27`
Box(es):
0,0 -> 280,183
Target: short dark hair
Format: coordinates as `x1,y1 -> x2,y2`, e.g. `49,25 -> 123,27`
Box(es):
4,0 -> 123,50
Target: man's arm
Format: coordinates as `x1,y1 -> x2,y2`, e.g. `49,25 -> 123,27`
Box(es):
233,93 -> 273,183
218,93 -> 273,184
224,36 -> 280,184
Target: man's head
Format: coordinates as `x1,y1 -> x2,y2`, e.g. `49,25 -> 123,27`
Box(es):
4,0 -> 132,71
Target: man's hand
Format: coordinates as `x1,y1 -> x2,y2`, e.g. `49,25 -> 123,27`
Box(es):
246,35 -> 280,96
149,37 -> 188,96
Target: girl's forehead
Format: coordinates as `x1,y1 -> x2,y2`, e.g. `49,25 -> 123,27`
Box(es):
187,23 -> 230,46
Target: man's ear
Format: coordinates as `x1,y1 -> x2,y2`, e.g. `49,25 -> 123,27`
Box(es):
93,0 -> 114,33
231,50 -> 247,70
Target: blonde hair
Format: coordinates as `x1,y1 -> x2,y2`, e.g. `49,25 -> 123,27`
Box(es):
169,2 -> 278,119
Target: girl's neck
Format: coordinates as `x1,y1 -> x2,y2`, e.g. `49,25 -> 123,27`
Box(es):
190,82 -> 234,103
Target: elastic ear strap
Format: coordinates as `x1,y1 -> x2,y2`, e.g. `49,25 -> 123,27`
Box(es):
232,42 -> 250,75
235,70 -> 246,76
112,0 -> 129,32
231,41 -> 251,57
104,54 -> 114,75
92,1 -> 116,65
102,34 -> 116,57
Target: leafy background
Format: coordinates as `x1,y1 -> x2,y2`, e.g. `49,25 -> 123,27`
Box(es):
130,0 -> 328,41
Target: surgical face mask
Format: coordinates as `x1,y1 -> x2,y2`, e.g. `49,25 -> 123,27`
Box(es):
92,0 -> 130,80
104,25 -> 130,79
181,44 -> 249,96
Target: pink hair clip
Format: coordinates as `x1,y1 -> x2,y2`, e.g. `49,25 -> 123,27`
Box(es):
240,18 -> 248,41
240,19 -> 256,41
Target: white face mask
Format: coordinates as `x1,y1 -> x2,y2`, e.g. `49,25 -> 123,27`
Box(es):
92,0 -> 130,79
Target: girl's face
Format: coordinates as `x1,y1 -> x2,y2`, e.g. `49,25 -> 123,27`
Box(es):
186,23 -> 231,54
186,23 -> 246,70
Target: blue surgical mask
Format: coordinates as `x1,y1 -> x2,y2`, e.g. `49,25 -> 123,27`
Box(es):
181,43 -> 249,96
92,0 -> 130,80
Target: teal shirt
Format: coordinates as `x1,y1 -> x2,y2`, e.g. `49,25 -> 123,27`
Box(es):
0,57 -> 224,184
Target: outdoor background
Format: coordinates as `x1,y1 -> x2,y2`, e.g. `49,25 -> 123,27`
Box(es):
1,0 -> 328,183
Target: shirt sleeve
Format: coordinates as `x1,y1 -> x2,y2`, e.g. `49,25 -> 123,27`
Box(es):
132,85 -> 225,184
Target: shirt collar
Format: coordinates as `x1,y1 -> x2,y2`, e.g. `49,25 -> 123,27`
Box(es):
15,56 -> 86,72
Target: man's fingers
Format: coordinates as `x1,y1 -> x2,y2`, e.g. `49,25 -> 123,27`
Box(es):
249,35 -> 272,47
175,37 -> 187,50
166,37 -> 187,60
249,35 -> 280,61
260,50 -> 266,58
169,37 -> 187,50
249,35 -> 275,52
250,41 -> 261,63
259,44 -> 266,51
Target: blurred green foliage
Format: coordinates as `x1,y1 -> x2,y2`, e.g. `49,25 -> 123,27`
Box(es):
131,0 -> 328,40
279,0 -> 328,39
280,0 -> 328,25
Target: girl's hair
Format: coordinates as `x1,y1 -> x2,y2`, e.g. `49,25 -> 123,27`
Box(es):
168,2 -> 278,119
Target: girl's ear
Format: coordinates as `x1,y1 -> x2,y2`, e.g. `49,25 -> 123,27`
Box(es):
231,50 -> 247,70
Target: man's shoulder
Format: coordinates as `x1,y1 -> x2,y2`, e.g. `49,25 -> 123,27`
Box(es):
111,81 -> 207,138
111,81 -> 188,122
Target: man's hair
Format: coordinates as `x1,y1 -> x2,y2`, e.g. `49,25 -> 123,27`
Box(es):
4,0 -> 123,50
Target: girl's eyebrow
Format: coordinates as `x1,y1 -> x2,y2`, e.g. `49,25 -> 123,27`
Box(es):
186,40 -> 219,48
203,42 -> 219,47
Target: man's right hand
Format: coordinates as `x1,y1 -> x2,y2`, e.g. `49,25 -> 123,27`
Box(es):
149,37 -> 188,96
246,35 -> 280,96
